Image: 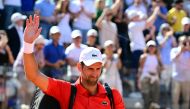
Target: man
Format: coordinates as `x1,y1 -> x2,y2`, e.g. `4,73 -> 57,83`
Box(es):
125,6 -> 159,83
6,12 -> 26,59
86,29 -> 99,49
43,26 -> 66,79
23,15 -> 125,109
170,36 -> 190,109
65,30 -> 87,82
96,8 -> 118,48
174,17 -> 190,41
167,0 -> 187,32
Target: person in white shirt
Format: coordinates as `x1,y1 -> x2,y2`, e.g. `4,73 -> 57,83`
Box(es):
65,30 -> 87,82
69,0 -> 96,44
170,36 -> 190,109
125,7 -> 159,91
138,40 -> 162,109
101,40 -> 123,95
96,8 -> 118,48
127,7 -> 159,53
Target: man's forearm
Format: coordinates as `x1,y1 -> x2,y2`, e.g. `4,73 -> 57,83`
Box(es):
23,53 -> 40,81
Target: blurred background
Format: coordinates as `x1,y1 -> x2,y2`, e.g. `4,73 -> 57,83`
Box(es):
0,0 -> 190,109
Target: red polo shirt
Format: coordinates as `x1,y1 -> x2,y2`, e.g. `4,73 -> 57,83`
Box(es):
44,78 -> 125,109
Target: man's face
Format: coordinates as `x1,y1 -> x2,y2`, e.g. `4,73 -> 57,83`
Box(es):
184,24 -> 190,31
73,36 -> 82,46
16,20 -> 24,27
78,62 -> 102,86
176,3 -> 183,10
88,36 -> 96,45
51,33 -> 61,42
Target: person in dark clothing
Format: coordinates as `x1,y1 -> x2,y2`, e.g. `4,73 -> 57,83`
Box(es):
6,12 -> 26,60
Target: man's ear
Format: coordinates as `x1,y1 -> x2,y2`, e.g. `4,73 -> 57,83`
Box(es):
77,62 -> 82,72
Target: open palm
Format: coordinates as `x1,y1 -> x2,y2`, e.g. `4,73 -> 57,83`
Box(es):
24,15 -> 42,44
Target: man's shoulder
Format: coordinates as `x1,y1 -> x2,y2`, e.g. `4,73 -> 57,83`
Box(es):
168,8 -> 176,14
46,78 -> 71,92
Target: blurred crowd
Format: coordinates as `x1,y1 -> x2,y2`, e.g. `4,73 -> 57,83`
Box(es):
0,0 -> 190,109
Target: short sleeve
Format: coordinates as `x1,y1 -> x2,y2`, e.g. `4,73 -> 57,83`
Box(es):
112,89 -> 125,109
44,78 -> 71,103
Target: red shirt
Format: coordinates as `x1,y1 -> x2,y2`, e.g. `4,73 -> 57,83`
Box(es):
44,78 -> 125,109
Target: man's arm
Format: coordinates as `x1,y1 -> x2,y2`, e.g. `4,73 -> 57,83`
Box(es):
23,15 -> 48,91
146,6 -> 159,28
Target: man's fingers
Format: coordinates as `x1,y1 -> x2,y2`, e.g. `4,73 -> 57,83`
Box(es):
26,19 -> 29,26
34,14 -> 37,24
35,27 -> 42,38
35,15 -> 40,29
29,15 -> 32,24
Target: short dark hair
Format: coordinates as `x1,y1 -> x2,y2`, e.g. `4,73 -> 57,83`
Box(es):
174,0 -> 183,4
80,62 -> 85,68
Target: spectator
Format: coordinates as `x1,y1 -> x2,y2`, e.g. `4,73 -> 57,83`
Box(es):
4,0 -> 22,28
125,0 -> 148,16
126,6 -> 159,73
170,36 -> 190,109
101,40 -> 123,95
156,23 -> 177,108
43,26 -> 67,79
86,29 -> 100,49
6,12 -> 26,60
55,0 -> 72,48
0,30 -> 14,66
65,30 -> 87,82
13,35 -> 46,105
0,30 -> 14,108
96,0 -> 122,48
151,0 -> 168,34
174,17 -> 190,41
96,8 -> 118,48
69,0 -> 96,44
167,0 -> 187,32
138,40 -> 162,109
34,0 -> 56,39
21,0 -> 35,16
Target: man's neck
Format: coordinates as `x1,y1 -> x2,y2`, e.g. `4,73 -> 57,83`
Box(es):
53,41 -> 58,46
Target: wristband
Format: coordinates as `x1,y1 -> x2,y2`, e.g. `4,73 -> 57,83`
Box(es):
23,41 -> 34,54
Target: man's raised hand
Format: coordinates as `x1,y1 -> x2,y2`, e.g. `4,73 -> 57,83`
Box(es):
24,15 -> 42,44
